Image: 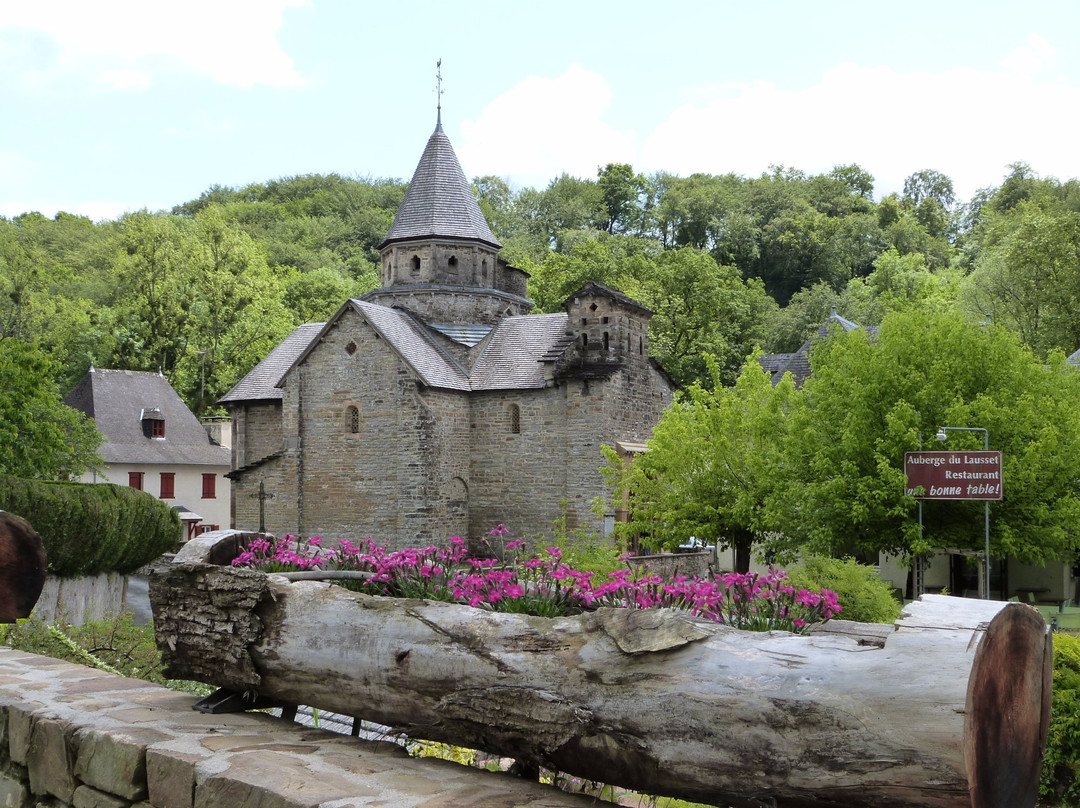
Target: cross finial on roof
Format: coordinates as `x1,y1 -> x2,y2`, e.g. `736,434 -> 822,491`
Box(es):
435,58 -> 443,132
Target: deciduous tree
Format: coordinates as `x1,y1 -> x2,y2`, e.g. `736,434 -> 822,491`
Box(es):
774,310 -> 1080,565
606,354 -> 795,571
0,338 -> 102,480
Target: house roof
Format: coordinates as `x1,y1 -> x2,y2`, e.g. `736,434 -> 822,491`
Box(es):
352,300 -> 472,390
470,314 -> 570,389
217,323 -> 326,404
379,121 -> 500,250
222,301 -> 575,400
760,309 -> 877,387
65,369 -> 230,466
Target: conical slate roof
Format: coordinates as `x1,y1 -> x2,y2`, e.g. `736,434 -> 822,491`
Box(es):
380,122 -> 500,249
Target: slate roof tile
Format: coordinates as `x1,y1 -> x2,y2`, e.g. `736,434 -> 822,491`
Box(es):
470,314 -> 569,390
65,369 -> 230,466
217,323 -> 325,404
380,124 -> 500,249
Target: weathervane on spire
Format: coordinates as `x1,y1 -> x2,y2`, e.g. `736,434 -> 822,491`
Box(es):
435,58 -> 443,129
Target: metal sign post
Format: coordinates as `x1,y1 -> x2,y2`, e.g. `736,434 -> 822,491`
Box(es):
905,427 -> 999,598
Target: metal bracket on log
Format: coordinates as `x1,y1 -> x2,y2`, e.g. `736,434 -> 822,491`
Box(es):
192,687 -> 288,715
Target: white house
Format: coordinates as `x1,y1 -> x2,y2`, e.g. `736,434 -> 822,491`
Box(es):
65,368 -> 231,540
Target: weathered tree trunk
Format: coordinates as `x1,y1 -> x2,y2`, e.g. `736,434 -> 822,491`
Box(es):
0,511 -> 47,622
150,532 -> 1051,808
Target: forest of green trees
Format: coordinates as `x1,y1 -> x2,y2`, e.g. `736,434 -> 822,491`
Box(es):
3,159 -> 1078,416
4,158 -> 1080,561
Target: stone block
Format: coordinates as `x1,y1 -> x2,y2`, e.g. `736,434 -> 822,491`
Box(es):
0,768 -> 31,808
26,716 -> 77,803
194,750 -> 377,808
5,707 -> 34,766
146,748 -> 204,808
74,727 -> 163,801
72,784 -> 130,808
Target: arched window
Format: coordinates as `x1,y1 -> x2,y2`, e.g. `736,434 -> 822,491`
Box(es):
448,255 -> 458,267
510,404 -> 521,434
603,332 -> 610,352
481,259 -> 488,282
348,406 -> 360,434
411,255 -> 421,276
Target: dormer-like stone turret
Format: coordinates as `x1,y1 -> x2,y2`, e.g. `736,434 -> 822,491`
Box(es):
558,282 -> 654,376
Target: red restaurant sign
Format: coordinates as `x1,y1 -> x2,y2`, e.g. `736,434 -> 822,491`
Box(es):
904,451 -> 1003,500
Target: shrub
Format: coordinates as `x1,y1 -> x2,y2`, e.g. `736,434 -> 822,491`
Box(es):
784,555 -> 901,624
0,475 -> 180,576
1042,632 -> 1080,805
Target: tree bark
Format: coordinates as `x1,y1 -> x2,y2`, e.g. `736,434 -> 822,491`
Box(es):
151,532 -> 1051,808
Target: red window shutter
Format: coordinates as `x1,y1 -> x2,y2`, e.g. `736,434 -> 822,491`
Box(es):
160,472 -> 175,499
128,472 -> 143,490
202,473 -> 216,499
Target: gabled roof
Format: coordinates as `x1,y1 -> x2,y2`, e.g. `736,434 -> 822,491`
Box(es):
234,302 -> 574,396
217,323 -> 325,405
379,122 -> 500,249
760,309 -> 877,387
64,369 -> 230,466
563,281 -> 654,316
351,300 -> 472,390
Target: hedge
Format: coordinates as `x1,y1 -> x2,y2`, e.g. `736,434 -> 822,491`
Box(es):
1042,631 -> 1080,805
0,475 -> 181,577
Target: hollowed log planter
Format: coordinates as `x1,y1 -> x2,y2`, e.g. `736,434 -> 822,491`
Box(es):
150,531 -> 1051,808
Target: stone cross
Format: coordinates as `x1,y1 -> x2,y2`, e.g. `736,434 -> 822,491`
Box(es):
248,480 -> 274,533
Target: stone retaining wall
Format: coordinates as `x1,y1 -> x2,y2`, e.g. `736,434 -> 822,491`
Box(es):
32,572 -> 127,627
624,550 -> 714,580
0,647 -> 595,808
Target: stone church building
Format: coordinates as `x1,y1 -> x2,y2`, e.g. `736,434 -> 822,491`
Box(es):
220,116 -> 675,549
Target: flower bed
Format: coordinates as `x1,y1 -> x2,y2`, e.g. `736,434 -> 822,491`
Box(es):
230,525 -> 841,632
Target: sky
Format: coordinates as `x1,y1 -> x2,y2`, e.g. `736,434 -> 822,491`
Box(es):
2,0 -> 1079,222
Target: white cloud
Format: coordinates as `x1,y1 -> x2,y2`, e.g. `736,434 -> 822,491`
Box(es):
640,52 -> 1080,202
458,63 -> 636,188
1001,33 -> 1056,77
0,0 -> 308,90
460,38 -> 1079,203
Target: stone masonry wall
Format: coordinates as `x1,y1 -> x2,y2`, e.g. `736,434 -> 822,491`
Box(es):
468,387 -> 569,545
287,307 -> 471,547
230,402 -> 282,471
362,287 -> 531,326
0,648 -> 595,808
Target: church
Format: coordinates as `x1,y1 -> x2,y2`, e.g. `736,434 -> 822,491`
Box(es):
219,113 -> 675,549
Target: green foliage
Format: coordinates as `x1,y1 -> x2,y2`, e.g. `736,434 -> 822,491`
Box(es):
1042,632 -> 1080,805
0,475 -> 180,576
3,158 -> 1077,408
777,309 -> 1080,563
548,505 -> 624,576
784,556 -> 901,624
0,339 -> 102,480
961,201 -> 1080,359
606,353 -> 795,571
